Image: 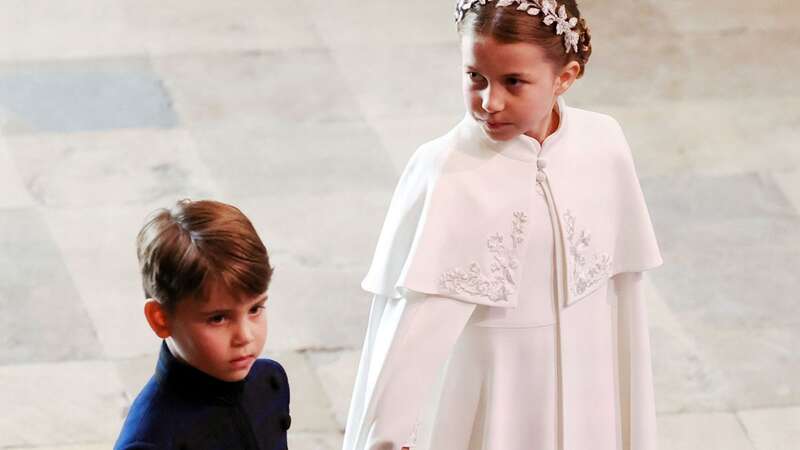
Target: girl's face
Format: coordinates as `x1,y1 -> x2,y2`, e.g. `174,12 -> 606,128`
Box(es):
461,32 -> 577,142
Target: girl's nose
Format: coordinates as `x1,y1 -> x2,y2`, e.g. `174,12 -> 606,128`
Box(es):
481,86 -> 504,113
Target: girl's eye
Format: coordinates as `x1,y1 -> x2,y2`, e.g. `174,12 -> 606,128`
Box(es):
208,315 -> 226,325
466,72 -> 483,82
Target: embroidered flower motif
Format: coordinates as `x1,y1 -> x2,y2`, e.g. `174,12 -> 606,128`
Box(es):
439,211 -> 528,302
562,210 -> 611,297
454,0 -> 580,53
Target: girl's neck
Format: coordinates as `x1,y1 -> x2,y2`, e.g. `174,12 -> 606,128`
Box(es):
524,101 -> 560,144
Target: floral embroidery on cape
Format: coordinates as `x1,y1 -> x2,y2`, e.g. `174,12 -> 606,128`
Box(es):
563,210 -> 611,297
439,211 -> 528,302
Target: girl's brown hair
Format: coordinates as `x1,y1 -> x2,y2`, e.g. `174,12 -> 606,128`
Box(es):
136,199 -> 273,312
457,1 -> 592,78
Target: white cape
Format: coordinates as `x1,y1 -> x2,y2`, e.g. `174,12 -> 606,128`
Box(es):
344,98 -> 663,450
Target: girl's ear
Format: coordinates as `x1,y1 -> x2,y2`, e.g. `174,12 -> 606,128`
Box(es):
144,299 -> 172,339
554,61 -> 581,96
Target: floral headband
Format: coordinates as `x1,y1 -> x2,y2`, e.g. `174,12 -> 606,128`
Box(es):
455,0 -> 581,54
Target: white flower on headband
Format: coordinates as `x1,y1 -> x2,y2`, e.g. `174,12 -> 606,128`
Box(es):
541,0 -> 557,16
455,0 -> 581,53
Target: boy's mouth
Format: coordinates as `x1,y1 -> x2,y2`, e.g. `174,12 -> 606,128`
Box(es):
229,354 -> 255,367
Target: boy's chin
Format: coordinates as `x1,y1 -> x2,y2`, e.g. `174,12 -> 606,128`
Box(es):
196,359 -> 256,382
223,373 -> 250,382
214,366 -> 253,382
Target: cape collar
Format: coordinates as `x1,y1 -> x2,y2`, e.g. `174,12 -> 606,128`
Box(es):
154,341 -> 247,403
464,96 -> 568,163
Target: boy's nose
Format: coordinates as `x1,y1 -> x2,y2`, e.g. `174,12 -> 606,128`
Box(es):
232,322 -> 255,346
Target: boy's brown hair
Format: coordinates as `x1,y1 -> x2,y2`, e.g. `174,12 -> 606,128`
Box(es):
136,199 -> 273,312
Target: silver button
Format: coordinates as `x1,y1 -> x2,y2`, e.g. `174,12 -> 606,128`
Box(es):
537,159 -> 547,169
536,172 -> 547,183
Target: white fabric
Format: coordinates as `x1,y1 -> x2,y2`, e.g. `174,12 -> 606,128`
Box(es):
469,157 -> 556,328
361,97 -> 662,308
613,272 -> 658,450
420,180 -> 560,448
343,294 -> 476,450
425,321 -> 559,450
344,97 -> 662,450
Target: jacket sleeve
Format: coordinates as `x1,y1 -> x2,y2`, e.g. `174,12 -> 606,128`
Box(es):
120,443 -> 157,450
610,271 -> 658,450
343,293 -> 475,450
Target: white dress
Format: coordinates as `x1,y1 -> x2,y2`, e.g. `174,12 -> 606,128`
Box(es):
424,160 -> 560,450
343,96 -> 662,450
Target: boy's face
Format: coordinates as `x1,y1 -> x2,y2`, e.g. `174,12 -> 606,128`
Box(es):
165,283 -> 268,382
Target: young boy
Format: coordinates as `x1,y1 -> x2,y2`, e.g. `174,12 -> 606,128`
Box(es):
115,199 -> 290,450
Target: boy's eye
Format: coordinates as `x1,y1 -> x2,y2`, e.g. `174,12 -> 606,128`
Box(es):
249,305 -> 266,315
208,314 -> 226,324
506,77 -> 522,86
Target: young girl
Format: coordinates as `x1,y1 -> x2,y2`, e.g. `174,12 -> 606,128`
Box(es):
343,1 -> 662,449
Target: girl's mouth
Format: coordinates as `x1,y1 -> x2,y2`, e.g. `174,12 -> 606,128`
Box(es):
485,121 -> 510,130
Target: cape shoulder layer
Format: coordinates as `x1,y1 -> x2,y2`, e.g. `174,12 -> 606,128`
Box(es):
362,104 -> 662,308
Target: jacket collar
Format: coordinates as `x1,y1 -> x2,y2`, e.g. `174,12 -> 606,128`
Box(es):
154,341 -> 246,403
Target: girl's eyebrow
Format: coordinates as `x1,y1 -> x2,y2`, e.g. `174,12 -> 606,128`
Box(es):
463,66 -> 530,78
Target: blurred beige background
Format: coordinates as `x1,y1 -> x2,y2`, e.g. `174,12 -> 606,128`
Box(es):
0,1 -> 798,449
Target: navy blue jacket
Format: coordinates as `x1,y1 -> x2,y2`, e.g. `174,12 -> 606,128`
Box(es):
115,342 -> 290,450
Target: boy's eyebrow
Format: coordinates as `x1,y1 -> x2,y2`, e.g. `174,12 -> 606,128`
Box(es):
199,294 -> 268,315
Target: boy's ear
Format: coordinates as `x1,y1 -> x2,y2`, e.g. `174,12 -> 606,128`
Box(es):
144,299 -> 172,339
